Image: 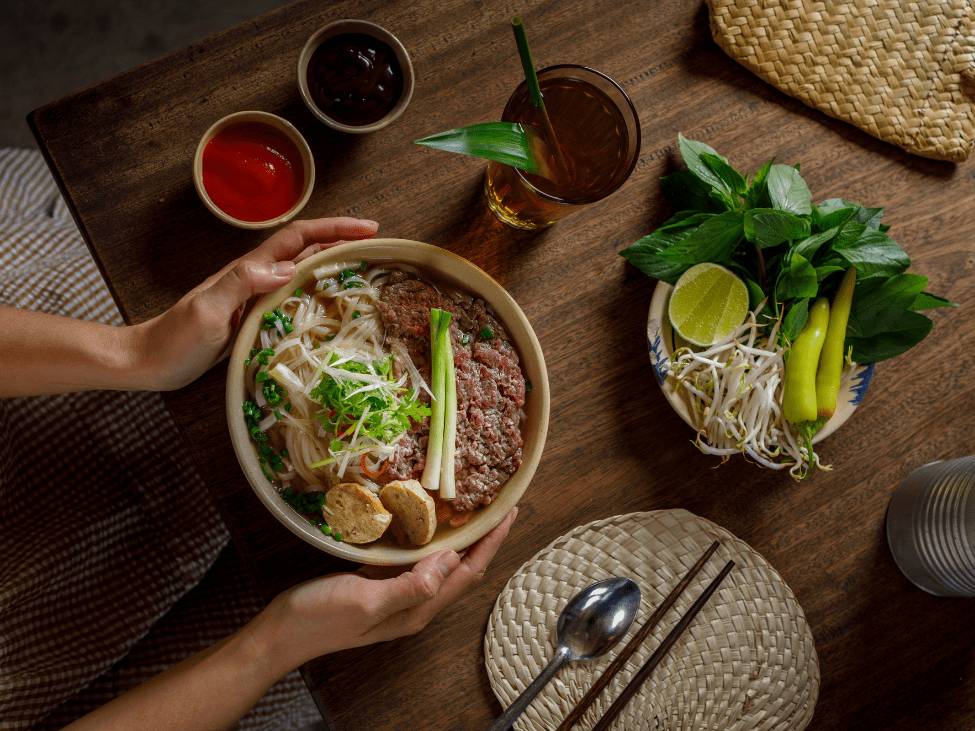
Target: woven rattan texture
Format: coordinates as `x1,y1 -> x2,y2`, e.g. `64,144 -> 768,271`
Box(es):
708,0 -> 975,162
485,510 -> 818,731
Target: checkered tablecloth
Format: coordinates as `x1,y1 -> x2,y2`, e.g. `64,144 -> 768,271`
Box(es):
0,149 -> 318,730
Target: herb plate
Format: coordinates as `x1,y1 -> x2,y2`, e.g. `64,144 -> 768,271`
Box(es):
648,281 -> 874,447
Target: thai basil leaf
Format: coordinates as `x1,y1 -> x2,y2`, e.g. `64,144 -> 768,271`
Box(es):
775,252 -> 819,301
853,205 -> 885,230
846,273 -> 927,338
781,297 -> 810,341
660,169 -> 729,213
656,210 -> 745,263
793,227 -> 840,261
677,133 -> 734,202
744,209 -> 811,248
833,223 -> 910,278
847,311 -> 933,363
743,157 -> 774,209
811,200 -> 858,231
910,291 -> 960,311
766,164 -> 812,215
619,221 -> 707,283
658,211 -> 714,230
815,199 -> 884,230
743,276 -> 768,314
702,152 -> 747,196
815,265 -> 846,281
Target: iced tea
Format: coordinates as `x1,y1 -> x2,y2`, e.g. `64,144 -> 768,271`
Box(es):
484,65 -> 640,229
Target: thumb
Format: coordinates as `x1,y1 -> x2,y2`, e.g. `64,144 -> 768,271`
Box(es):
204,259 -> 297,315
374,550 -> 461,617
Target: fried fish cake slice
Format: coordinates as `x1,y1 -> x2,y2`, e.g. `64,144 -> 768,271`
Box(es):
323,483 -> 392,544
379,479 -> 437,546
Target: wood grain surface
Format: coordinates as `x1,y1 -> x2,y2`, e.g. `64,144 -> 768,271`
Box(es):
29,1 -> 975,730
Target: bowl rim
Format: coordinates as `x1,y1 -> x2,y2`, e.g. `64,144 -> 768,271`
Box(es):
226,239 -> 550,565
297,19 -> 416,134
192,110 -> 316,230
648,280 -> 874,447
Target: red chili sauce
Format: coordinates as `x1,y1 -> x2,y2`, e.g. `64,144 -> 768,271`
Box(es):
201,122 -> 304,222
306,32 -> 404,126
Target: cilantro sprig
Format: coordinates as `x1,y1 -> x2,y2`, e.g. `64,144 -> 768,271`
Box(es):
309,353 -> 431,463
621,134 -> 958,362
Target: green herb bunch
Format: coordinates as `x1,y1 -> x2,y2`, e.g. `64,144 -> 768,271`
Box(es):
310,354 -> 431,456
621,134 -> 958,362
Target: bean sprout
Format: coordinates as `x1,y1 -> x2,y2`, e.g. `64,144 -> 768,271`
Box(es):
665,309 -> 830,480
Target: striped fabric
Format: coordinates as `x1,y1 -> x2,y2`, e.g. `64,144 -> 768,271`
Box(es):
0,149 -> 318,730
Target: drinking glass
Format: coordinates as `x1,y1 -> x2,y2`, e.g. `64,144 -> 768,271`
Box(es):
886,455 -> 975,597
484,65 -> 641,230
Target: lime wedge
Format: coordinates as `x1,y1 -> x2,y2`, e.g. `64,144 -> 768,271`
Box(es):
668,263 -> 749,346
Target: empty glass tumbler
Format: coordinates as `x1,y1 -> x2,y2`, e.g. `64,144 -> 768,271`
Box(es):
886,455 -> 975,597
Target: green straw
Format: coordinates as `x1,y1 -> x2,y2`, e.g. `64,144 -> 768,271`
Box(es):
512,17 -> 544,108
510,17 -> 568,183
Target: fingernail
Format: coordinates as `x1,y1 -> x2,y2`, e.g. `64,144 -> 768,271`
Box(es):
436,551 -> 459,578
362,219 -> 378,228
272,261 -> 296,277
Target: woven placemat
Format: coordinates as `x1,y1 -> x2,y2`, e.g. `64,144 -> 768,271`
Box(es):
485,509 -> 819,731
708,0 -> 975,162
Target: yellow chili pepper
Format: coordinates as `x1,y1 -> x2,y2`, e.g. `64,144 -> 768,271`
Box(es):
782,297 -> 830,425
816,266 -> 857,419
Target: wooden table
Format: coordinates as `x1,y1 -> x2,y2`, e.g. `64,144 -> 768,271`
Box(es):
28,0 -> 975,729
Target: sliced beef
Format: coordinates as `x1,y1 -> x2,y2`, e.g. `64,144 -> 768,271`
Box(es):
377,274 -> 526,511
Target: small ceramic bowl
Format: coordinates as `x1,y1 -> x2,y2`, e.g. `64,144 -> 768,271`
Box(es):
297,19 -> 415,133
226,239 -> 550,565
647,281 -> 874,446
193,111 -> 315,230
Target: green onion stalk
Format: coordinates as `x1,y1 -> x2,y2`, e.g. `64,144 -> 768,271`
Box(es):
439,323 -> 458,500
421,309 -> 455,493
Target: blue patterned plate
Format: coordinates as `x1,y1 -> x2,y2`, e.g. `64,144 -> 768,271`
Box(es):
648,282 -> 873,445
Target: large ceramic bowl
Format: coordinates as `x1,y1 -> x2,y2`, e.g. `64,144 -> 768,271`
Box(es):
227,239 -> 550,565
648,281 -> 874,446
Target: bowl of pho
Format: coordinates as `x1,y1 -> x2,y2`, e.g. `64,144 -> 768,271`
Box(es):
227,239 -> 550,565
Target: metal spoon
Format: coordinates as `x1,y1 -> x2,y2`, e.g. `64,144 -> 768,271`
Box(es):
486,576 -> 642,731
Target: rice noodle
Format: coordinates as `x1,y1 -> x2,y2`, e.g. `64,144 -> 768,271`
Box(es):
246,264 -> 428,493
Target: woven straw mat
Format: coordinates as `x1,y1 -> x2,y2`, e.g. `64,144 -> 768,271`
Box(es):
485,509 -> 819,731
708,0 -> 975,162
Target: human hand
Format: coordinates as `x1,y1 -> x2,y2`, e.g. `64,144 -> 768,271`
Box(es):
132,217 -> 378,391
259,508 -> 518,671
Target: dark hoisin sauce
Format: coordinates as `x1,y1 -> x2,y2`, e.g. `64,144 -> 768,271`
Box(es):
307,33 -> 404,126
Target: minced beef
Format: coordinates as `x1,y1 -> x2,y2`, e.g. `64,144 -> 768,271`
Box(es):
376,272 -> 526,511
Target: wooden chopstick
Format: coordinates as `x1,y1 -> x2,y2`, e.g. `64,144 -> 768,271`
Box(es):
553,541 -> 721,731
590,559 -> 736,731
